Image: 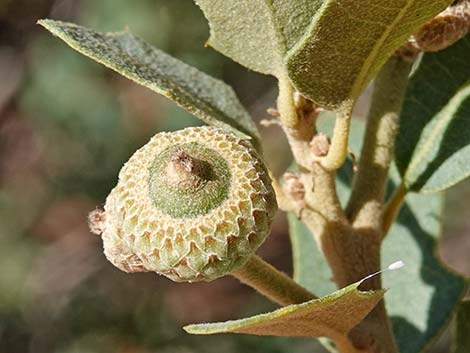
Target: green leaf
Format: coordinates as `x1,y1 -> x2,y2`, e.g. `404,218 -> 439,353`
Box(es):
454,299 -> 470,353
193,0 -> 322,77
396,37 -> 470,193
288,213 -> 335,297
289,115 -> 466,353
287,0 -> 452,108
185,280 -> 384,343
195,0 -> 451,108
381,185 -> 464,353
38,19 -> 260,145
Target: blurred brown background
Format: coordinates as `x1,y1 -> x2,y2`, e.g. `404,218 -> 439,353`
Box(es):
0,1 -> 468,353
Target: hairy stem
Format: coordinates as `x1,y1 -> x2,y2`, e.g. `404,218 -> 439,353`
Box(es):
282,121 -> 316,171
231,255 -> 317,306
382,182 -> 407,237
277,76 -> 318,170
303,163 -> 345,226
312,58 -> 413,353
345,57 -> 412,353
346,57 -> 412,224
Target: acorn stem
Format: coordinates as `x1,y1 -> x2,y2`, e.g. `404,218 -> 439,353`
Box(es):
231,255 -> 317,306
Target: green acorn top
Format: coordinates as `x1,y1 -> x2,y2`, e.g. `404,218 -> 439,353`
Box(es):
93,126 -> 277,282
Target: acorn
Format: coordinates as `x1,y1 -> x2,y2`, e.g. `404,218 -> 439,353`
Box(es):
91,126 -> 277,282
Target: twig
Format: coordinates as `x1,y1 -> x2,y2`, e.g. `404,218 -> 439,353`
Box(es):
346,57 -> 413,228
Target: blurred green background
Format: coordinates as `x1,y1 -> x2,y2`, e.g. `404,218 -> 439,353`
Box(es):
0,1 -> 468,353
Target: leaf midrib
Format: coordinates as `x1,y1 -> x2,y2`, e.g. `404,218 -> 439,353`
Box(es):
350,0 -> 413,99
286,0 -> 329,60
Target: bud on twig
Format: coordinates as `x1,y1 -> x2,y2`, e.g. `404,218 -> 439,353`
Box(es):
414,0 -> 470,52
396,1 -> 470,58
394,39 -> 420,61
294,91 -> 319,122
310,133 -> 330,157
282,172 -> 306,210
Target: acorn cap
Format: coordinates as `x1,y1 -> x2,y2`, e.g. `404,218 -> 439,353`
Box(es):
97,126 -> 277,282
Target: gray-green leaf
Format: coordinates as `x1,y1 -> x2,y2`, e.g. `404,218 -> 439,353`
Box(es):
38,19 -> 260,145
185,280 -> 384,344
289,114 -> 466,353
194,0 -> 322,77
396,36 -> 470,193
195,0 -> 452,108
454,299 -> 470,353
288,213 -> 335,298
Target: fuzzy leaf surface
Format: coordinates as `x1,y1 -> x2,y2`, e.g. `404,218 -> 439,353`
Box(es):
396,37 -> 470,193
38,19 -> 260,143
288,115 -> 466,353
454,299 -> 470,353
195,0 -> 451,108
185,281 -> 383,341
194,0 -> 322,76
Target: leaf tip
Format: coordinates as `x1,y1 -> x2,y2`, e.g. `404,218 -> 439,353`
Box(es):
183,324 -> 211,335
204,37 -> 216,50
37,18 -> 63,37
182,324 -> 194,334
37,18 -> 51,29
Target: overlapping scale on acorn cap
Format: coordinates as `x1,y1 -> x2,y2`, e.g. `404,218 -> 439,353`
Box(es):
99,126 -> 277,282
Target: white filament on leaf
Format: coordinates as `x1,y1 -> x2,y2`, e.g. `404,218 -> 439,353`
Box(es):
361,261 -> 405,282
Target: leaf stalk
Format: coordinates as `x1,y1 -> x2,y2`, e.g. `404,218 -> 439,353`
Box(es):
320,104 -> 353,171
277,75 -> 299,128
